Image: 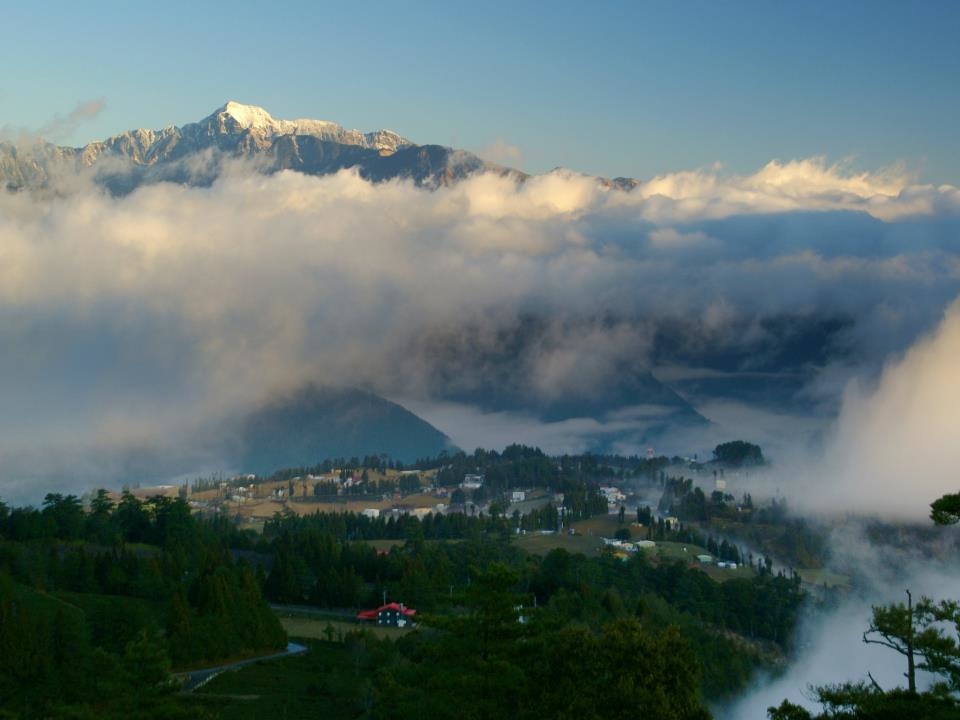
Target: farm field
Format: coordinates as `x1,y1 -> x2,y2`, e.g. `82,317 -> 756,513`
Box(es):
569,514 -> 630,537
247,497 -> 393,517
225,490 -> 449,521
394,492 -> 445,507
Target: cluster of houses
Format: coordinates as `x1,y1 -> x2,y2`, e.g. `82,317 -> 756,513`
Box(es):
360,505 -> 446,520
599,537 -> 740,570
602,537 -> 657,552
599,485 -> 627,509
182,467 -> 558,530
299,472 -> 366,490
694,554 -> 739,569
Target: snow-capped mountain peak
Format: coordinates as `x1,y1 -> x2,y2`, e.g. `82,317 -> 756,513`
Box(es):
217,101 -> 281,131
203,101 -> 406,152
0,102 -> 529,192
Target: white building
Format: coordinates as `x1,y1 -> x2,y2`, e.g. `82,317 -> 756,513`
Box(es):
462,474 -> 485,490
599,486 -> 626,509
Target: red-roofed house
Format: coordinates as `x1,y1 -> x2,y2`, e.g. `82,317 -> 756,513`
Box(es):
357,602 -> 417,627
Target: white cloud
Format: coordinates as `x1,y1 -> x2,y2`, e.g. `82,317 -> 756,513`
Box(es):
0,157 -> 958,497
797,298 -> 960,518
613,157 -> 958,222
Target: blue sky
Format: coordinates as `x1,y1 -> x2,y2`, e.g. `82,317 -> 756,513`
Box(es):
1,0 -> 958,183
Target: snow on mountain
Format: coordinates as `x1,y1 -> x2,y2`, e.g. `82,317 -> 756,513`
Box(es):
217,101 -> 286,132
200,101 -> 411,153
0,102 -> 534,192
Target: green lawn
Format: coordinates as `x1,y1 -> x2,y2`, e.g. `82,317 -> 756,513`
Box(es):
367,538 -> 403,553
653,542 -> 755,581
512,514 -> 649,557
514,530 -> 606,557
655,540 -> 710,562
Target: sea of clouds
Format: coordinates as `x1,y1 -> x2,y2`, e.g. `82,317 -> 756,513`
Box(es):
0,156 -> 957,507
3,146 -> 960,718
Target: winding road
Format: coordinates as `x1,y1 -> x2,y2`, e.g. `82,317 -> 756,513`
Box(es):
177,641 -> 308,692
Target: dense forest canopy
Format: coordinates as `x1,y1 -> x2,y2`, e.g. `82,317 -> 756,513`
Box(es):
3,443 -> 916,719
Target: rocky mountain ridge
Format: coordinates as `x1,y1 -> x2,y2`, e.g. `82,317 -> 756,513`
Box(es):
1,101 -> 648,192
1,101 -> 521,191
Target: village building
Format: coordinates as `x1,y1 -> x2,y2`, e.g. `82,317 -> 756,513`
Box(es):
599,486 -> 626,511
461,474 -> 484,490
357,602 -> 416,627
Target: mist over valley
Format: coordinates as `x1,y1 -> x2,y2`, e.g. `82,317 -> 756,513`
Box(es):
2,8 -> 959,715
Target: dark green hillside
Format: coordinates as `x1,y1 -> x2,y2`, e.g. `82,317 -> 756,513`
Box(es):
195,640 -> 362,720
0,491 -> 286,719
414,318 -> 707,422
238,386 -> 456,474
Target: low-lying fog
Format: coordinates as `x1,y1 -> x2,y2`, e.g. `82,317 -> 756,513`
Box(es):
1,157 -> 958,503
721,533 -> 960,719
2,154 -> 959,715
